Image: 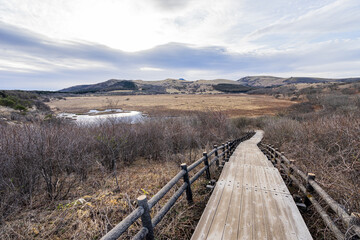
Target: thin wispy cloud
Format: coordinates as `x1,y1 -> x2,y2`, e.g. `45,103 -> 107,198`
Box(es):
0,0 -> 359,90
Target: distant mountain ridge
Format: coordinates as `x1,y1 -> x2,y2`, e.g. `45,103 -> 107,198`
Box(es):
237,76 -> 285,87
60,78 -> 243,94
237,76 -> 360,87
60,76 -> 360,94
284,77 -> 360,84
60,79 -> 137,93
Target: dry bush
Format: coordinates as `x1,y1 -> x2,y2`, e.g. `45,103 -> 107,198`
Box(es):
90,111 -> 239,169
263,112 -> 360,238
231,116 -> 266,130
287,101 -> 316,114
0,122 -> 95,220
234,91 -> 360,239
0,158 -> 217,240
0,110 -> 243,239
319,94 -> 352,111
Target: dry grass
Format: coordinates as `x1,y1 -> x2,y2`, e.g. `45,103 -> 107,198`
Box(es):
0,153 -> 219,240
261,111 -> 360,239
47,94 -> 294,117
0,111 -> 240,239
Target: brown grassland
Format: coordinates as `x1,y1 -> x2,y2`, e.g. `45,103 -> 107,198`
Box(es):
48,94 -> 294,117
0,108 -> 244,240
1,90 -> 359,240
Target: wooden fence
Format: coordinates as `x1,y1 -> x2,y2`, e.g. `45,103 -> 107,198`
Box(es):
101,132 -> 255,240
260,143 -> 360,240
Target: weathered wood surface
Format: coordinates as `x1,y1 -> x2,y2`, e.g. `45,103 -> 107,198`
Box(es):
191,130 -> 312,240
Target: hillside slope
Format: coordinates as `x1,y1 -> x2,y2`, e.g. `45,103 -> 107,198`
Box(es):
60,79 -> 137,93
237,76 -> 285,87
238,76 -> 360,87
60,78 -> 242,94
60,76 -> 360,94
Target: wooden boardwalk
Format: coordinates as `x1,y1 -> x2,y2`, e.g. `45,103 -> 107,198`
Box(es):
191,130 -> 313,240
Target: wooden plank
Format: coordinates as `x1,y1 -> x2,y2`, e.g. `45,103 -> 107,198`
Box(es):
282,193 -> 313,240
251,166 -> 263,190
271,167 -> 290,194
206,152 -> 241,239
273,192 -> 298,240
192,130 -> 312,240
234,164 -> 245,189
258,166 -> 272,191
243,151 -> 251,165
256,150 -> 274,167
238,151 -> 246,165
261,190 -> 287,240
218,160 -> 235,182
243,164 -> 252,188
237,187 -> 253,240
222,165 -> 245,240
264,167 -> 289,194
190,164 -> 230,240
206,181 -> 234,239
253,188 -> 268,239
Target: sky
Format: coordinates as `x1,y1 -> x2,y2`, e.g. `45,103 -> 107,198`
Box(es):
0,0 -> 359,90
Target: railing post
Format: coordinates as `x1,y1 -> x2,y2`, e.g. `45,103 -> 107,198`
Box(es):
226,141 -> 231,159
350,212 -> 360,227
224,143 -> 228,162
137,195 -> 154,240
273,149 -> 277,166
289,160 -> 295,174
181,163 -> 193,204
276,150 -> 281,169
222,143 -> 226,163
269,147 -> 275,165
306,173 -> 316,192
213,145 -> 219,167
288,159 -> 295,186
348,212 -> 360,239
230,141 -> 234,154
203,152 -> 211,180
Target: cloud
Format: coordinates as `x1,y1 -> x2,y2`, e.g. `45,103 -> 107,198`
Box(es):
151,0 -> 191,11
0,0 -> 360,90
245,0 -> 360,48
1,19 -> 359,90
140,67 -> 164,71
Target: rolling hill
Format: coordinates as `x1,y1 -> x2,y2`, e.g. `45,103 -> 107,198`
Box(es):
59,76 -> 360,94
60,78 -> 243,94
60,79 -> 138,93
238,76 -> 360,87
237,76 -> 285,87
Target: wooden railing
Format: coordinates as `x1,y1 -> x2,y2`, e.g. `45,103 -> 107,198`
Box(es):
101,132 -> 255,240
259,143 -> 360,240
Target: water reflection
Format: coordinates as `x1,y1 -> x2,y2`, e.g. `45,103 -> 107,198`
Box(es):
58,109 -> 143,124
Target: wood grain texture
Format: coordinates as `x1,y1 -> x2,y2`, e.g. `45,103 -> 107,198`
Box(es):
191,130 -> 312,240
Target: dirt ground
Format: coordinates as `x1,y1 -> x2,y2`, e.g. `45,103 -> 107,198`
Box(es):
48,94 -> 295,117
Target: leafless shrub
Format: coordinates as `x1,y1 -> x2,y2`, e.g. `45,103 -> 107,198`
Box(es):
287,102 -> 316,114
261,107 -> 360,239
0,123 -> 96,220
34,100 -> 51,112
341,88 -> 357,95
263,113 -> 360,213
319,94 -> 352,111
0,110 -> 243,225
105,98 -> 120,109
231,116 -> 265,130
355,96 -> 360,108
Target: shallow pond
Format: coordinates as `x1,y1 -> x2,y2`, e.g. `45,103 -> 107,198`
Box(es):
58,109 -> 143,124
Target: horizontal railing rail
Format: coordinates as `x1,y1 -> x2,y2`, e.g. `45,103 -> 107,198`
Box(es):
101,132 -> 255,240
259,143 -> 360,240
